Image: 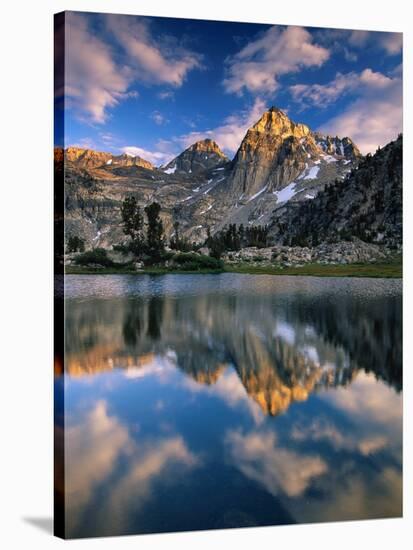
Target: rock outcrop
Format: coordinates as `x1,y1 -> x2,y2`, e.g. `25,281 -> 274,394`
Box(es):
224,106 -> 360,200
65,147 -> 154,170
223,240 -> 393,266
268,135 -> 402,249
162,138 -> 229,175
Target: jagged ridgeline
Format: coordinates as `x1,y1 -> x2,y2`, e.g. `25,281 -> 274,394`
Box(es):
60,106 -> 401,253
269,135 -> 402,248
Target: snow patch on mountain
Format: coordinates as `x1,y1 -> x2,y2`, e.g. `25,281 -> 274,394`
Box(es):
274,182 -> 298,203
303,166 -> 320,180
164,165 -> 177,174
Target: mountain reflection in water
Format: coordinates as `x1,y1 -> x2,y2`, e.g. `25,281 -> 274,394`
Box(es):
59,274 -> 402,538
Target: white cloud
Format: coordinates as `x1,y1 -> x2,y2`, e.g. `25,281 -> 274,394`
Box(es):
291,67 -> 402,153
158,91 -> 175,100
96,435 -> 199,534
151,110 -> 168,125
349,30 -> 402,55
106,14 -> 202,87
318,70 -> 402,154
181,367 -> 265,425
121,145 -> 174,166
380,33 -> 403,55
290,68 -> 395,109
358,436 -> 388,456
226,428 -> 327,497
65,13 -> 200,123
65,401 -> 131,534
223,26 -> 329,95
65,399 -> 199,537
348,30 -> 371,47
320,371 -> 403,429
176,97 -> 268,154
65,13 -> 133,123
291,417 -> 388,456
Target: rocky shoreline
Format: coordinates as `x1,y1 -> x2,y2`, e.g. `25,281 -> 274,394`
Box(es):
223,239 -> 398,267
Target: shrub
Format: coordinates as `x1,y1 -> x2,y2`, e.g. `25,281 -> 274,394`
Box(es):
171,252 -> 223,270
74,248 -> 114,267
112,243 -> 130,255
67,235 -> 85,253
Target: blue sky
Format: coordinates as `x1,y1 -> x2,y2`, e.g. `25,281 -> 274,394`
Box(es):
58,11 -> 402,163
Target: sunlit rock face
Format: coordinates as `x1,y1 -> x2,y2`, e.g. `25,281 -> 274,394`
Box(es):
224,106 -> 360,200
65,146 -> 154,170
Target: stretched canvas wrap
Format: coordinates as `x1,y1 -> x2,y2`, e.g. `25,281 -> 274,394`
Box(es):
54,10 -> 403,540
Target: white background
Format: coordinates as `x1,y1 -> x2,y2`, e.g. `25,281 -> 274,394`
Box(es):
0,0 -> 411,548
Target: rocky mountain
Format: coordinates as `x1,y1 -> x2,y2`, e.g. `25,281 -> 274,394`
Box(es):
162,139 -> 229,175
225,107 -> 359,201
268,135 -> 402,249
60,106 -> 401,253
65,146 -> 154,170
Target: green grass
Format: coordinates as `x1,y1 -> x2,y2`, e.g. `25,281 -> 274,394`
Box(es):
224,261 -> 402,278
66,260 -> 402,278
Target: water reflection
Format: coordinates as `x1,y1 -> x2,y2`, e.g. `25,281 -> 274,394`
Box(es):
64,276 -> 401,411
61,274 -> 402,538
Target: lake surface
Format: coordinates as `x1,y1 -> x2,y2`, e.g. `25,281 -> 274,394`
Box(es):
57,274 -> 402,538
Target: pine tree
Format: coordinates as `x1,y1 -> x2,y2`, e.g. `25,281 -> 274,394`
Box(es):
144,202 -> 165,261
121,196 -> 145,256
67,235 -> 85,253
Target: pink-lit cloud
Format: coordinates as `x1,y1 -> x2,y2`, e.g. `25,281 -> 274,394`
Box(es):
65,13 -> 133,123
223,26 -> 330,95
225,428 -> 327,497
318,71 -> 402,154
65,13 -> 201,123
121,145 -> 173,166
106,15 -> 202,87
349,30 -> 402,55
290,68 -> 395,108
176,97 -> 268,154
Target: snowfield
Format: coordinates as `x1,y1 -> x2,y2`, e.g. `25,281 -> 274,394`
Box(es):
303,166 -> 320,180
164,165 -> 177,174
274,182 -> 298,203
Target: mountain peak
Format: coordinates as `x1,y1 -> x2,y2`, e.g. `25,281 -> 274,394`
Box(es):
163,138 -> 229,175
64,146 -> 154,170
226,106 -> 361,200
268,105 -> 288,116
187,138 -> 226,157
251,107 -> 310,139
